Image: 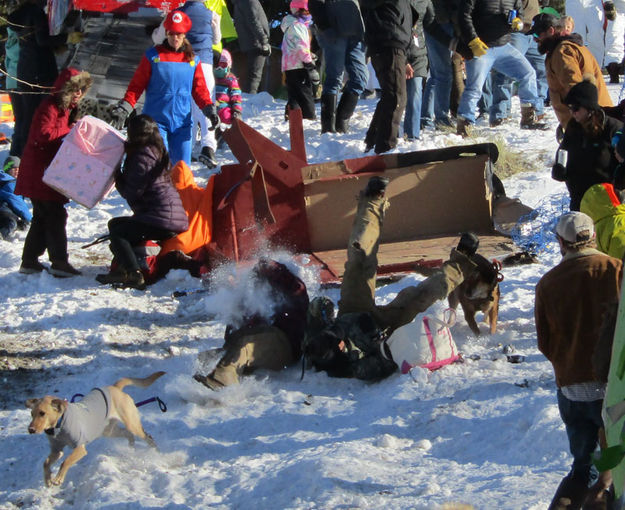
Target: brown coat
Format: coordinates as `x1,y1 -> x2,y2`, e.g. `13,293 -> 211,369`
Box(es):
535,249 -> 622,388
545,38 -> 612,127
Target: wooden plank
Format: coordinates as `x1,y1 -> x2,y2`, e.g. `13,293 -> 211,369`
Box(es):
313,232 -> 516,282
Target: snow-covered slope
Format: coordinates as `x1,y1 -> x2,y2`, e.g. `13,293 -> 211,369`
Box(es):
1,84 -> 621,509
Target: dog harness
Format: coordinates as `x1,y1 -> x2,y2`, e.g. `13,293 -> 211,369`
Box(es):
48,387 -> 111,450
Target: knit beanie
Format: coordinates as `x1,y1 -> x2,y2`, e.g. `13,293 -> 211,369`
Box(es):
564,79 -> 600,111
290,0 -> 308,11
3,156 -> 20,173
218,49 -> 232,68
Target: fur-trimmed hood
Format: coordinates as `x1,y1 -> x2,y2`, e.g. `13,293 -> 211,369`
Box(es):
52,68 -> 92,110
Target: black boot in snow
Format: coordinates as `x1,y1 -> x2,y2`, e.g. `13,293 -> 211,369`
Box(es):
320,94 -> 337,134
335,91 -> 359,133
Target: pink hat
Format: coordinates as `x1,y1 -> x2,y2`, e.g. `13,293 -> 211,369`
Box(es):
164,10 -> 192,34
218,49 -> 232,68
290,0 -> 308,10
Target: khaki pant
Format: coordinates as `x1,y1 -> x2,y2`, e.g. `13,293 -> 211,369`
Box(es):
211,325 -> 296,386
338,192 -> 466,332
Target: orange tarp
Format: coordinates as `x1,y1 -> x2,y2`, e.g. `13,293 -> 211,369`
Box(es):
160,160 -> 214,255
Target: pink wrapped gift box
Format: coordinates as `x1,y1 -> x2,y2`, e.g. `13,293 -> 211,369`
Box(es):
43,115 -> 125,209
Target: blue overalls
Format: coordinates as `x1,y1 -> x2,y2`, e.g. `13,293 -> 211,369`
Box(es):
143,47 -> 200,165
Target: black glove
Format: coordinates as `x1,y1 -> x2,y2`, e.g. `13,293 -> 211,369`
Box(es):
260,43 -> 271,57
304,62 -> 320,87
110,100 -> 133,130
457,232 -> 479,257
202,104 -> 220,130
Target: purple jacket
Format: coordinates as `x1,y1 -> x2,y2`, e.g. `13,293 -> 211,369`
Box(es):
117,145 -> 189,233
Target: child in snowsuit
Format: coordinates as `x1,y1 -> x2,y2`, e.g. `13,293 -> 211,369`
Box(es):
281,0 -> 319,120
0,156 -> 31,239
214,48 -> 243,147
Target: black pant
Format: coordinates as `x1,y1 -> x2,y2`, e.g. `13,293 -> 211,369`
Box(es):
365,47 -> 407,154
285,69 -> 316,120
22,200 -> 68,263
108,217 -> 175,272
11,88 -> 46,158
245,49 -> 267,94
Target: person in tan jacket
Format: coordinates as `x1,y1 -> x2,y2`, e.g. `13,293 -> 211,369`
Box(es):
530,13 -> 612,130
535,211 -> 622,509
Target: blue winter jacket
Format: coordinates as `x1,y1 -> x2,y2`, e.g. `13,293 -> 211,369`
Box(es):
0,171 -> 32,222
179,0 -> 215,62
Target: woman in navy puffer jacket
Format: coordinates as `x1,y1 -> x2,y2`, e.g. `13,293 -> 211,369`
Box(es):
96,114 -> 189,289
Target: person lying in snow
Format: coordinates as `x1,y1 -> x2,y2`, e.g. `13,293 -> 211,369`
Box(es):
301,176 -> 479,381
193,258 -> 310,389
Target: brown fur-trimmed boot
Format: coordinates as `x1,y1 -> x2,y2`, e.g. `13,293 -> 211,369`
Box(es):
520,104 -> 549,130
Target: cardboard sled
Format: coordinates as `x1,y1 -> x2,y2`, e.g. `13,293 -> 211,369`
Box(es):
215,109 -> 530,283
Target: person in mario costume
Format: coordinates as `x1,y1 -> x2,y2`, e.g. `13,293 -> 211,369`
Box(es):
110,10 -> 219,166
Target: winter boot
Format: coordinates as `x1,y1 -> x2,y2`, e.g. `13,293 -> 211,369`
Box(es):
321,94 -> 337,134
124,270 -> 146,290
456,117 -> 470,137
50,260 -> 82,278
548,473 -> 590,510
19,259 -> 46,274
335,91 -> 359,133
520,104 -> 549,130
607,62 -> 621,84
96,268 -> 128,285
199,146 -> 218,169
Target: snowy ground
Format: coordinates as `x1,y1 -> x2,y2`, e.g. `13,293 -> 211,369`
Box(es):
1,83 -> 623,510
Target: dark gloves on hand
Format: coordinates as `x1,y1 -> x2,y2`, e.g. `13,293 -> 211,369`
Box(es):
304,62 -> 320,87
110,100 -> 133,130
260,43 -> 272,57
202,104 -> 220,130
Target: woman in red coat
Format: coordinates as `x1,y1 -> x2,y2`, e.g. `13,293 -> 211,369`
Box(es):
16,67 -> 92,277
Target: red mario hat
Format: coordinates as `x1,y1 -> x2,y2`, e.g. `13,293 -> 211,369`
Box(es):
164,10 -> 192,34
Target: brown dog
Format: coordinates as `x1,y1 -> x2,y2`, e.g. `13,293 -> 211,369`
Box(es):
448,253 -> 501,336
26,371 -> 165,487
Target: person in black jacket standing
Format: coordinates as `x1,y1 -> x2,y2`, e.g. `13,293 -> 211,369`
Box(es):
361,0 -> 417,154
404,0 -> 453,141
309,0 -> 368,134
230,0 -> 271,94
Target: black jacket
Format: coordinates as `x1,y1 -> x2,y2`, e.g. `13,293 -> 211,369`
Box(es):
309,0 -> 365,40
8,2 -> 63,89
408,0 -> 453,76
560,113 -> 624,211
458,0 -> 522,47
361,0 -> 418,53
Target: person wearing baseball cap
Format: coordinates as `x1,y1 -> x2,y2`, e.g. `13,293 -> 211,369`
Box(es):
535,210 -> 622,507
110,9 -> 219,166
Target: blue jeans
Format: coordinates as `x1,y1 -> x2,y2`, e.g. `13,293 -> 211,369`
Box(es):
458,43 -> 539,124
404,76 -> 424,139
421,23 -> 454,128
557,389 -> 603,486
317,31 -> 368,96
491,33 -> 547,121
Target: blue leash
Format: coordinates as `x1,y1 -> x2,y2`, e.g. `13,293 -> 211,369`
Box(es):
70,393 -> 167,412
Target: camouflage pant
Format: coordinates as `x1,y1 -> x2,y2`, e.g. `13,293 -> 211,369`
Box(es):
338,192 -> 465,332
211,325 -> 296,386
